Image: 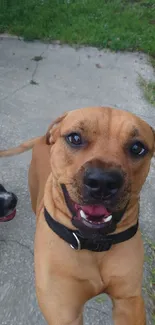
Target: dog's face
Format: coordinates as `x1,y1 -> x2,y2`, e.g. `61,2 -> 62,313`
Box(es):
47,107 -> 154,235
0,184 -> 17,222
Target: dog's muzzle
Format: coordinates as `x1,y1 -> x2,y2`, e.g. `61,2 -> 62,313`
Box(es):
60,183 -> 129,238
83,167 -> 124,201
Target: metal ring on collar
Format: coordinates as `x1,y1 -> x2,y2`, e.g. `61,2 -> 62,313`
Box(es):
70,232 -> 81,250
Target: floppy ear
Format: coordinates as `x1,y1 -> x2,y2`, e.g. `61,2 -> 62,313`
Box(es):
46,112 -> 68,145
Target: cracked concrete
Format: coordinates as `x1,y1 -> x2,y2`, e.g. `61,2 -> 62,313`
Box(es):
0,37 -> 155,325
30,51 -> 46,84
0,239 -> 34,256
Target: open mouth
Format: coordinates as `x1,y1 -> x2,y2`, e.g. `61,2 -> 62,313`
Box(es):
74,203 -> 112,229
61,184 -> 113,230
0,209 -> 16,222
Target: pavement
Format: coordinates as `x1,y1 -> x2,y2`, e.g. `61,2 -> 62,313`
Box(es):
0,36 -> 154,325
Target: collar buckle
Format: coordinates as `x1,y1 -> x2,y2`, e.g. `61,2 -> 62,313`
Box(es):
70,232 -> 81,250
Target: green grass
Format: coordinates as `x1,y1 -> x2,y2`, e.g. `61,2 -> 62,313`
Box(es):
139,76 -> 155,106
0,0 -> 155,55
149,56 -> 155,69
95,294 -> 107,303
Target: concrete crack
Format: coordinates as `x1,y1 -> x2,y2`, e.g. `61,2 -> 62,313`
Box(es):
1,82 -> 29,101
0,239 -> 34,256
30,59 -> 40,85
1,44 -> 49,100
30,44 -> 49,85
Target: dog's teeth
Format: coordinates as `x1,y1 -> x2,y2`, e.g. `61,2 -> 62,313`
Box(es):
104,215 -> 112,223
80,210 -> 87,220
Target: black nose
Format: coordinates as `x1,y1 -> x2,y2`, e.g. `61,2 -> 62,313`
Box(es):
8,193 -> 18,210
84,167 -> 124,200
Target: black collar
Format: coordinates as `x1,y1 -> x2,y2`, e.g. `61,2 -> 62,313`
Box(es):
44,208 -> 139,252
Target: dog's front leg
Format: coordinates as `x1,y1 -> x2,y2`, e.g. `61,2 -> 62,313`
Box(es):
112,295 -> 146,325
35,282 -> 84,325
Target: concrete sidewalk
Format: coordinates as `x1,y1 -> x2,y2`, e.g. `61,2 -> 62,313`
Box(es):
0,37 -> 154,325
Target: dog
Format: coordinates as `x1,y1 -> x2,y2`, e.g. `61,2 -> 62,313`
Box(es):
0,184 -> 17,222
0,106 -> 154,325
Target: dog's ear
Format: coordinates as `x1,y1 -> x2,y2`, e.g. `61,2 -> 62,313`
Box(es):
46,112 -> 68,145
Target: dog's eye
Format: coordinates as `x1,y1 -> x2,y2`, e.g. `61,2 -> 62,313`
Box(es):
66,133 -> 83,147
129,141 -> 148,158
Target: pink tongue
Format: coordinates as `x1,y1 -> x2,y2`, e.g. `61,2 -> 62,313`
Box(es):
75,204 -> 110,217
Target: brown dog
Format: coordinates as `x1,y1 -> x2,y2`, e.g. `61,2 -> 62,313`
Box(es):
0,106 -> 154,325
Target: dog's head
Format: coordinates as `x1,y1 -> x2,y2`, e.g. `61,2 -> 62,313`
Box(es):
0,184 -> 17,222
46,107 -> 154,236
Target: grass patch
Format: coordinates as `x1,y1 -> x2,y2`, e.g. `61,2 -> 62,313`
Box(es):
149,56 -> 155,69
95,294 -> 107,303
139,76 -> 155,106
0,0 -> 155,55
